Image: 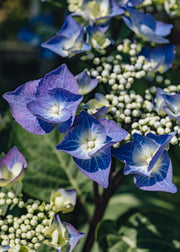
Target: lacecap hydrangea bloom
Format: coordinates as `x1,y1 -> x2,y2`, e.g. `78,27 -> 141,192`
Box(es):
112,132 -> 177,193
42,15 -> 91,58
44,214 -> 85,252
56,110 -> 128,188
0,146 -> 27,187
3,64 -> 83,135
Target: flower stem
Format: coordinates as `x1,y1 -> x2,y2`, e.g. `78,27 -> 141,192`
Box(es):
82,159 -> 124,252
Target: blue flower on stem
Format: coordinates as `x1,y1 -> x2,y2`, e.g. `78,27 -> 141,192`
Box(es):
0,147 -> 27,187
44,214 -> 85,252
41,15 -> 91,58
123,7 -> 173,43
139,45 -> 176,73
56,111 -> 128,188
3,64 -> 83,134
112,132 -> 177,193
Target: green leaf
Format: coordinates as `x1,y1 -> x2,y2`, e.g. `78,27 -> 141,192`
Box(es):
10,123 -> 91,202
97,211 -> 180,252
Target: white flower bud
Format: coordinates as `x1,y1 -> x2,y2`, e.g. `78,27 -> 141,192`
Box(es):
8,191 -> 15,198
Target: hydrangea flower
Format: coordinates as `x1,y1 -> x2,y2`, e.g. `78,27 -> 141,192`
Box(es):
56,110 -> 128,188
123,7 -> 173,43
50,188 -> 77,214
75,71 -> 98,95
153,88 -> 180,122
86,25 -> 113,53
139,45 -> 176,73
84,93 -> 110,117
44,214 -> 85,252
75,0 -> 124,25
0,147 -> 27,187
3,64 -> 83,134
41,15 -> 91,58
112,132 -> 177,193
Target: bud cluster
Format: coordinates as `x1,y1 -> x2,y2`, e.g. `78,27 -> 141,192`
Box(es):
83,40 -> 180,145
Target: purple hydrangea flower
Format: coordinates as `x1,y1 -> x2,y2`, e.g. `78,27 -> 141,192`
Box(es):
41,15 -> 91,58
123,7 -> 173,43
44,214 -> 85,252
3,64 -> 83,135
112,132 -> 177,193
75,71 -> 98,95
0,147 -> 27,187
139,45 -> 176,73
56,111 -> 128,188
153,88 -> 180,122
118,0 -> 144,7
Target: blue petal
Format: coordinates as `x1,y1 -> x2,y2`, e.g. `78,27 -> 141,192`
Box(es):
73,148 -> 111,188
134,151 -> 177,193
56,111 -> 107,159
75,71 -> 98,95
155,21 -> 173,37
37,64 -> 79,95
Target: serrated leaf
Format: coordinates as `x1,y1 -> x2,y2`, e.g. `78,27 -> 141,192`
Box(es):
97,211 -> 180,252
10,123 -> 91,202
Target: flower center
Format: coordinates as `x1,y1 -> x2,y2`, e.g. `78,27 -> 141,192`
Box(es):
51,105 -> 61,116
86,138 -> 96,150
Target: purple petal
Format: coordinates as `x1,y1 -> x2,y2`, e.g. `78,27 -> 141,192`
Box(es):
37,64 -> 79,95
3,80 -> 54,134
73,148 -> 111,188
63,222 -> 85,252
98,118 -> 128,144
155,21 -> 173,37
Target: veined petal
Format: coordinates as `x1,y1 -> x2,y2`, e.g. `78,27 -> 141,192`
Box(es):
73,148 -> 111,188
134,151 -> 177,193
56,112 -> 107,159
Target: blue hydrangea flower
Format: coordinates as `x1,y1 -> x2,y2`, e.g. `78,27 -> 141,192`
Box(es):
41,15 -> 91,58
112,132 -> 177,193
3,64 -> 83,135
123,7 -> 173,43
0,147 -> 27,187
75,71 -> 98,95
75,0 -> 124,25
56,111 -> 128,188
153,88 -> 180,122
44,214 -> 85,252
139,45 -> 176,73
50,188 -> 77,214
